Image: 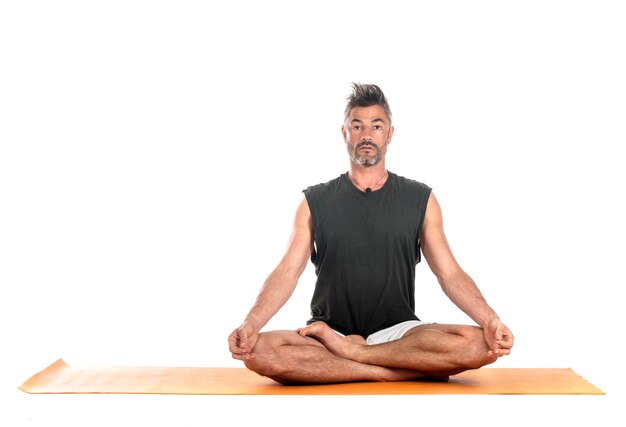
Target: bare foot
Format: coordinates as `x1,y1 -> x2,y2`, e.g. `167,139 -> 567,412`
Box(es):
296,322 -> 450,383
298,321 -> 359,359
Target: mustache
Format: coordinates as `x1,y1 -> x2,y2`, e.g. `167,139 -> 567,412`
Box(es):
356,141 -> 378,150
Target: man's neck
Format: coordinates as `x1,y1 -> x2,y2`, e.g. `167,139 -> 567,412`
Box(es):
348,162 -> 388,190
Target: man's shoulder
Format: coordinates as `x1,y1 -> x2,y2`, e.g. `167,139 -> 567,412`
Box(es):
302,174 -> 345,195
391,172 -> 432,193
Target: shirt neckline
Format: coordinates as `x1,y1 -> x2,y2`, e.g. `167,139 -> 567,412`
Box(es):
343,171 -> 393,196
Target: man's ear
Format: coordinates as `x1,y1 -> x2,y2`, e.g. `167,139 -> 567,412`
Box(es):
341,125 -> 347,143
387,126 -> 394,144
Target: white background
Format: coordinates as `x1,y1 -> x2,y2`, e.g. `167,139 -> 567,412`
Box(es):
1,1 -> 624,426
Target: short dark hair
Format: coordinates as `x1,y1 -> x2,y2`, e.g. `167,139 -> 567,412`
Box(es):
344,83 -> 392,123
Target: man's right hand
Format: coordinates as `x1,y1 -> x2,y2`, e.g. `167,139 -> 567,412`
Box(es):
228,320 -> 258,361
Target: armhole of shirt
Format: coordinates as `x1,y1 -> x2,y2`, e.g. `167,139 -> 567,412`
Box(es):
417,186 -> 432,238
302,188 -> 318,263
415,185 -> 432,264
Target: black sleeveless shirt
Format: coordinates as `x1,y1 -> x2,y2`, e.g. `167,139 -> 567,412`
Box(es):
303,172 -> 432,337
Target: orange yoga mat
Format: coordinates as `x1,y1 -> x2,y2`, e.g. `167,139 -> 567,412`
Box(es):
19,359 -> 604,395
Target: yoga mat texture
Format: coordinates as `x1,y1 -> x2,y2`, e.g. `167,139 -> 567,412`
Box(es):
20,359 -> 604,395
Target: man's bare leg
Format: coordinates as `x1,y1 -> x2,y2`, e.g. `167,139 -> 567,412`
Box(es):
299,321 -> 498,376
244,329 -> 440,384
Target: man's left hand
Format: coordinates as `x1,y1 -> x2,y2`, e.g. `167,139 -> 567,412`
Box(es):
484,318 -> 514,357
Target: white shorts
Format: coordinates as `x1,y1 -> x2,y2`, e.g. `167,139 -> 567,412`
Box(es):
365,320 -> 434,345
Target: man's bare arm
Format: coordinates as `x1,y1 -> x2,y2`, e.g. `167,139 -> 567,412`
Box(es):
420,192 -> 514,355
228,196 -> 314,360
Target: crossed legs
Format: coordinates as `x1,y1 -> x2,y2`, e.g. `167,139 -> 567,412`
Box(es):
244,321 -> 498,384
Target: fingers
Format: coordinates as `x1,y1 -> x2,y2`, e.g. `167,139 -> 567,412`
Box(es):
488,346 -> 512,357
228,329 -> 246,354
496,327 -> 514,349
493,322 -> 509,345
227,330 -> 240,354
487,320 -> 514,350
228,325 -> 257,361
231,352 -> 256,361
497,337 -> 514,350
237,326 -> 250,353
488,336 -> 512,357
484,321 -> 514,358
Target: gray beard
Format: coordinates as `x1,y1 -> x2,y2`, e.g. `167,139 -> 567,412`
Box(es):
351,153 -> 378,167
348,144 -> 379,167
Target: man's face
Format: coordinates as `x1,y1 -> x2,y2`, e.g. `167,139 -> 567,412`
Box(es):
342,105 -> 394,168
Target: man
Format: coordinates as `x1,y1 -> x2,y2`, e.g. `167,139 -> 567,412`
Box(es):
228,83 -> 514,384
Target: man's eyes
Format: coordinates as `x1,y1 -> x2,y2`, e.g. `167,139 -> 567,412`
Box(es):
351,125 -> 384,131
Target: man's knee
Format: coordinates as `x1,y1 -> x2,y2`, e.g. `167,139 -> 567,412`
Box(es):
243,332 -> 287,378
460,326 -> 498,369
